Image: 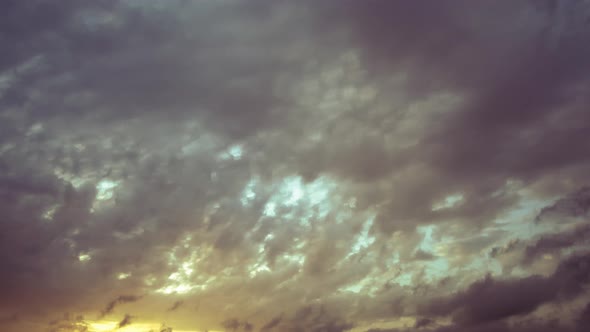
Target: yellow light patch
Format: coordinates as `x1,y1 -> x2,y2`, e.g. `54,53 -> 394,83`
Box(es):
88,320 -> 159,332
78,253 -> 91,262
88,319 -> 209,332
87,320 -> 117,331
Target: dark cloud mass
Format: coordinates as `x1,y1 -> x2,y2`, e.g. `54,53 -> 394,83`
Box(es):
1,1 -> 590,331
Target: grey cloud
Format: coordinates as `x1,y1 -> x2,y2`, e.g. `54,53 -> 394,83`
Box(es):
47,313 -> 90,332
421,252 -> 590,325
100,295 -> 142,318
412,250 -> 437,262
255,304 -> 354,332
523,224 -> 590,264
424,274 -> 554,324
536,187 -> 590,222
414,317 -> 434,329
167,300 -> 184,312
260,315 -> 282,331
117,314 -> 133,329
489,187 -> 590,269
578,301 -> 590,326
368,303 -> 590,332
1,0 -> 316,139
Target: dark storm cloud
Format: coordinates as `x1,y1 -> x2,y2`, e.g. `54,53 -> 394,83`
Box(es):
536,186 -> 590,222
368,300 -> 590,332
422,252 -> 590,325
423,275 -> 554,324
366,305 -> 590,332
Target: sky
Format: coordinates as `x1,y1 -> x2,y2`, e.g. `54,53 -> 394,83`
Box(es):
1,0 -> 590,331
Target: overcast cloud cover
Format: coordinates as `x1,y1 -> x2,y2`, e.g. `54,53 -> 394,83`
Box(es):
1,1 -> 590,331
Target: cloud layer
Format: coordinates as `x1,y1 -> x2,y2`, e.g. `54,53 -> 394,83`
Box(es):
1,1 -> 590,331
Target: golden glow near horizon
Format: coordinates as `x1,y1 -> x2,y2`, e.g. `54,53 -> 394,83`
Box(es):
88,320 -> 213,332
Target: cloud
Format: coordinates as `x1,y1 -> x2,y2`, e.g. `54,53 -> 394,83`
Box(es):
536,187 -> 590,222
167,300 -> 184,312
412,250 -> 437,262
100,295 -> 143,318
421,252 -> 590,326
117,314 -> 133,329
260,315 -> 282,331
423,274 -> 554,324
367,300 -> 590,332
414,317 -> 434,329
578,301 -> 590,326
523,224 -> 590,264
47,313 -> 89,332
